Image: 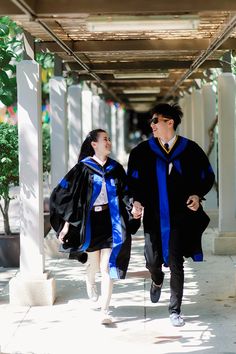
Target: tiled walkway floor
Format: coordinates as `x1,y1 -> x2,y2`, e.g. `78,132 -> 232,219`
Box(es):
0,227 -> 236,354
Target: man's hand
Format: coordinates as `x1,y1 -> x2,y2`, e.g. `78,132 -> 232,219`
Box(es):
131,201 -> 143,219
58,221 -> 69,244
186,195 -> 200,211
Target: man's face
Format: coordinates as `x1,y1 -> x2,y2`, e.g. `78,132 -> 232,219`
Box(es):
149,114 -> 172,138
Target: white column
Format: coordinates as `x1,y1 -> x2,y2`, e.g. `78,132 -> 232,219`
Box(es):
9,60 -> 55,306
81,86 -> 92,140
116,107 -> 126,164
105,102 -> 112,137
178,97 -> 186,136
99,99 -> 107,130
110,105 -> 117,158
202,84 -> 217,152
67,85 -> 82,170
191,89 -> 204,149
184,93 -> 192,139
202,84 -> 218,213
213,73 -> 236,254
92,95 -> 100,129
49,77 -> 68,188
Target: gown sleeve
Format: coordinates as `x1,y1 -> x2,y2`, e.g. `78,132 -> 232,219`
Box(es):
189,142 -> 215,198
116,162 -> 141,235
127,146 -> 144,204
49,163 -> 86,234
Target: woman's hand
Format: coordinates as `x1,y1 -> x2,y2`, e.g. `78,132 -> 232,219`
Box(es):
131,201 -> 143,219
58,221 -> 70,243
186,195 -> 200,211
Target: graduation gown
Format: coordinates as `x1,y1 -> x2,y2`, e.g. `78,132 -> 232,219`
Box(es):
50,157 -> 140,279
127,135 -> 215,266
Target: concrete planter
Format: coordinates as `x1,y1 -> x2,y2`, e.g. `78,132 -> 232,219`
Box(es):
0,214 -> 51,268
0,233 -> 20,268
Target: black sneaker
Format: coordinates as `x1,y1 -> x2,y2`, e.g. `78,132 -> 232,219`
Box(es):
150,281 -> 163,303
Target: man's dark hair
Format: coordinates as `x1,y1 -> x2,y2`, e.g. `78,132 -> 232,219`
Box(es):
152,103 -> 183,130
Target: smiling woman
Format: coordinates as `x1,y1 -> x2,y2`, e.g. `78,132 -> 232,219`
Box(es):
50,128 -> 141,325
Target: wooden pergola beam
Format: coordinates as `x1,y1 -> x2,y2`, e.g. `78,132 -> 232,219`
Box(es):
66,72 -> 206,81
3,0 -> 236,15
35,38 -> 236,53
64,60 -> 223,71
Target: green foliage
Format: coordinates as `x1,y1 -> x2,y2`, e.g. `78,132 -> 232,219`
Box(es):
36,52 -> 54,101
0,122 -> 19,200
36,52 -> 54,69
42,122 -> 51,174
0,16 -> 22,106
0,121 -> 51,234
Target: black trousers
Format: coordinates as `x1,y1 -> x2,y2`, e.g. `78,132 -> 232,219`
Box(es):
144,228 -> 184,315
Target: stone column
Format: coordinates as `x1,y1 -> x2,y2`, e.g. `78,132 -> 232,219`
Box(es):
116,107 -> 126,164
213,73 -> 236,254
92,95 -> 100,129
110,105 -> 117,158
178,97 -> 186,136
68,84 -> 82,170
9,61 -> 55,306
105,102 -> 112,137
184,93 -> 193,139
99,99 -> 107,131
202,84 -> 218,216
191,89 -> 204,149
49,77 -> 68,188
81,84 -> 92,140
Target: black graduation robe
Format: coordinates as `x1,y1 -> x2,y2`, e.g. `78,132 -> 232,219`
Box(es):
127,135 -> 215,266
50,157 -> 140,279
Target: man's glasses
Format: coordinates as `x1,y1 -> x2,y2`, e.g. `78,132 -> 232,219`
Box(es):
149,117 -> 170,125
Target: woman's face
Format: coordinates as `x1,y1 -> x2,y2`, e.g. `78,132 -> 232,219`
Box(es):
92,132 -> 112,157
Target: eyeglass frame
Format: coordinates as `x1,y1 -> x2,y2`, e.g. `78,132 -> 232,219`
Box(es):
149,115 -> 171,125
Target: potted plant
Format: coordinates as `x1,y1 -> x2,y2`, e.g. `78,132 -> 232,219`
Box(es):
0,122 -> 19,267
0,122 -> 52,268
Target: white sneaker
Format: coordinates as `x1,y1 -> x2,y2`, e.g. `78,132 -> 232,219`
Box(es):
86,282 -> 98,302
169,313 -> 185,327
100,310 -> 113,325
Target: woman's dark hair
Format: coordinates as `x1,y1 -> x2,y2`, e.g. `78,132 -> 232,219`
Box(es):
151,103 -> 183,130
78,129 -> 106,161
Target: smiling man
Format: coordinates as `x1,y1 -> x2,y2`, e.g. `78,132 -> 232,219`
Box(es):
127,103 -> 215,327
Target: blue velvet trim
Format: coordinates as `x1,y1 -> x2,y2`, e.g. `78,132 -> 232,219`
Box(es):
106,177 -> 123,279
59,178 -> 69,189
170,137 -> 188,160
192,253 -> 203,262
156,158 -> 170,266
200,169 -> 206,180
80,157 -> 122,278
81,157 -> 104,175
81,157 -> 118,176
148,136 -> 188,163
80,174 -> 102,251
105,159 -> 118,173
173,160 -> 182,175
131,170 -> 139,179
148,136 -> 189,266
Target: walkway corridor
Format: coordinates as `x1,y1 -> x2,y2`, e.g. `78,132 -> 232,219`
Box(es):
0,228 -> 236,354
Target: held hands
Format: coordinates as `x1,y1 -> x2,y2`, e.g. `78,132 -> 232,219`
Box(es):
131,201 -> 143,219
186,195 -> 200,211
58,221 -> 70,244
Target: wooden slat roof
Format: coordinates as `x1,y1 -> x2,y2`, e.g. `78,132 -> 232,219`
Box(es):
2,0 -> 236,111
